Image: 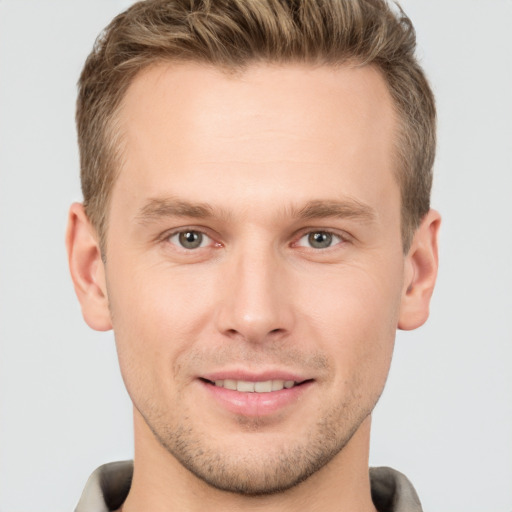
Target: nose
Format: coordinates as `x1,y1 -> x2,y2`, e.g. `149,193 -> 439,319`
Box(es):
215,244 -> 295,345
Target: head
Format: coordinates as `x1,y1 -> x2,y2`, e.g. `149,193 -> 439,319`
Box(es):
77,0 -> 435,254
68,0 -> 440,500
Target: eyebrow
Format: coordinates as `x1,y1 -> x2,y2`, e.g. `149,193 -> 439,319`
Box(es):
135,197 -> 376,224
294,199 -> 376,223
135,197 -> 221,224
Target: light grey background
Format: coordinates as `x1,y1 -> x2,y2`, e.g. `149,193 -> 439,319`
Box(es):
0,1 -> 511,511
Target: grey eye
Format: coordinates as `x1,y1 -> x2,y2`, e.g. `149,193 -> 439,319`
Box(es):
296,231 -> 343,250
170,230 -> 207,249
307,231 -> 333,249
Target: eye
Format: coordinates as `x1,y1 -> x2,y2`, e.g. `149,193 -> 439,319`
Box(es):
296,231 -> 343,249
168,230 -> 211,250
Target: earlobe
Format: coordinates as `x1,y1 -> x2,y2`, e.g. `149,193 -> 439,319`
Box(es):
66,203 -> 112,331
398,209 -> 441,331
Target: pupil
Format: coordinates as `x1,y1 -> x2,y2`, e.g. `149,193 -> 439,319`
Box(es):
309,232 -> 332,248
179,231 -> 202,249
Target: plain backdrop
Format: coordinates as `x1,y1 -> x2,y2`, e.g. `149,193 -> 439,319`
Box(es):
0,1 -> 511,511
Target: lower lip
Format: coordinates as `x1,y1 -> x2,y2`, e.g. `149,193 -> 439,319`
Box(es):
200,380 -> 313,417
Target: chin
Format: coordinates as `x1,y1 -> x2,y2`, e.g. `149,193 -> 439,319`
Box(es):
143,398 -> 372,496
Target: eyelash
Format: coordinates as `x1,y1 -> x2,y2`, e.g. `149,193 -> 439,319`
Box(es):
293,230 -> 346,250
164,229 -> 219,251
162,227 -> 349,252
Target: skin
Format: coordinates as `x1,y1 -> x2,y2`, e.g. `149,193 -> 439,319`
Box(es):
67,62 -> 440,512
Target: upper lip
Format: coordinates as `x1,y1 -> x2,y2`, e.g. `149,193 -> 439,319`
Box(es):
200,369 -> 311,383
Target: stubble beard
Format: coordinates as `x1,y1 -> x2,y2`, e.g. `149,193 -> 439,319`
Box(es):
139,392 -> 375,496
121,341 -> 388,497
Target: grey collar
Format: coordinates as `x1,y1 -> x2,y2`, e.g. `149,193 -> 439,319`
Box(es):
75,461 -> 423,512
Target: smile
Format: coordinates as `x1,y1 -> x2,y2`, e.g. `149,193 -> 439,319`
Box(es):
210,379 -> 297,392
199,376 -> 313,416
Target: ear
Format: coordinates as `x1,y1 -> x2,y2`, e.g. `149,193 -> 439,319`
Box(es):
66,203 -> 112,331
398,209 -> 441,331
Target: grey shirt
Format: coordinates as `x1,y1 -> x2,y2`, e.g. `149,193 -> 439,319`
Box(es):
75,461 -> 423,512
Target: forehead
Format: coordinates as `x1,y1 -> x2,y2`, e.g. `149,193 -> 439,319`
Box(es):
113,62 -> 398,221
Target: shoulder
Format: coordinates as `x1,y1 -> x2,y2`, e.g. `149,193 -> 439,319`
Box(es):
75,461 -> 133,512
370,466 -> 423,512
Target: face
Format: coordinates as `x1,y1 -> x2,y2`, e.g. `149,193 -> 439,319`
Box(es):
102,62 -> 407,494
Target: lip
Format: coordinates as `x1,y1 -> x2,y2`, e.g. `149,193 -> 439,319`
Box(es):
202,369 -> 308,383
198,370 -> 314,417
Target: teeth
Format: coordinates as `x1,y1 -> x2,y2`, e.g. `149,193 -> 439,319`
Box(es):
212,379 -> 297,392
271,380 -> 284,391
254,381 -> 272,393
223,379 -> 237,390
237,381 -> 255,392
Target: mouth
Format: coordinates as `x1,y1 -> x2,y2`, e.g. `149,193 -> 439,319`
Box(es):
198,371 -> 314,417
200,378 -> 309,393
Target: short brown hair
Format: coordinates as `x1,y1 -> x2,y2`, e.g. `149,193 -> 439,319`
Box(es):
77,0 -> 435,252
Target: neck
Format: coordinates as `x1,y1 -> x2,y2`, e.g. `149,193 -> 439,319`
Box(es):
121,410 -> 377,512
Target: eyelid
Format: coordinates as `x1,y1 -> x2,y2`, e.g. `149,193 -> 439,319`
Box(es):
291,228 -> 351,249
169,231 -> 211,249
159,226 -> 221,249
156,225 -> 351,250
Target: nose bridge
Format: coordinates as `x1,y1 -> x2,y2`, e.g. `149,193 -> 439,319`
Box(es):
216,238 -> 293,343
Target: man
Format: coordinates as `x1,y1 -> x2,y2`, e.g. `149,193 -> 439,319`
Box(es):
66,0 -> 440,510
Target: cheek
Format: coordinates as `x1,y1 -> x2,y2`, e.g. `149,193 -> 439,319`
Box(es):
298,262 -> 402,388
106,258 -> 224,384
109,258 -> 209,332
